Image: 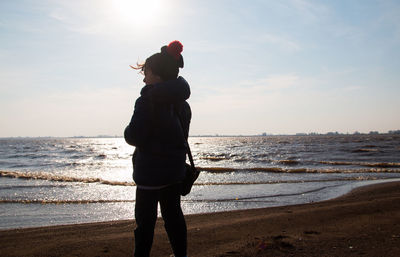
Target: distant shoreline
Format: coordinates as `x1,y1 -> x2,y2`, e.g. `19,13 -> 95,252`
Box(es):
1,131 -> 400,139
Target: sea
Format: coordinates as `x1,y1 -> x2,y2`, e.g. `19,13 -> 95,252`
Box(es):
1,134 -> 400,230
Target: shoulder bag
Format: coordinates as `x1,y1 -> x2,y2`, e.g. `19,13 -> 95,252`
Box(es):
176,107 -> 200,196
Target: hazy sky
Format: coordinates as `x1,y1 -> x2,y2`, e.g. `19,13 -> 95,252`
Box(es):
1,0 -> 399,137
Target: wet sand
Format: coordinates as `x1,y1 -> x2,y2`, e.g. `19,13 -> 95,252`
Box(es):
1,181 -> 399,257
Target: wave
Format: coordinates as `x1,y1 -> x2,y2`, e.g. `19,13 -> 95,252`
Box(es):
0,172 -> 375,189
195,176 -> 381,186
319,161 -> 400,168
276,160 -> 300,165
0,186 -> 330,204
197,157 -> 400,169
200,156 -> 226,161
0,171 -> 135,186
0,199 -> 136,204
352,148 -> 380,153
5,153 -> 51,159
186,185 -> 338,203
0,183 -> 375,205
362,145 -> 378,148
200,157 -> 302,166
1,168 -> 398,188
199,167 -> 306,173
0,185 -> 67,190
233,158 -> 251,162
253,153 -> 270,158
198,166 -> 400,173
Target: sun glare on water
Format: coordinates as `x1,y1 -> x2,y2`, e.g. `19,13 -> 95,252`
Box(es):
111,0 -> 164,27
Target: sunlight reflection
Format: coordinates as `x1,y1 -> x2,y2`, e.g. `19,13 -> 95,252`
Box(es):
110,0 -> 165,27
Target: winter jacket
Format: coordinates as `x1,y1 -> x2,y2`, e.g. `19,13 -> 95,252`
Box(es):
124,76 -> 192,187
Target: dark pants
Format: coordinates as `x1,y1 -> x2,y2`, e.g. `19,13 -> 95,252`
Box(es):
134,184 -> 187,257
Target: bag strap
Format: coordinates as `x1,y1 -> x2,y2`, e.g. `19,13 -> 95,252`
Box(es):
175,105 -> 195,169
185,137 -> 195,169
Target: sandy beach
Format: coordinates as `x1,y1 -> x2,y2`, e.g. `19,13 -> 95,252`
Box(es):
1,181 -> 399,257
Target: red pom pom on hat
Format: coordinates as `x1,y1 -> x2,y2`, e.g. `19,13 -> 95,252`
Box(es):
166,40 -> 183,60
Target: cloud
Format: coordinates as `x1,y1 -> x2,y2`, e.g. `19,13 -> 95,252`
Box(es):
191,74 -> 303,115
47,0 -> 170,38
189,73 -> 322,134
330,24 -> 365,43
239,74 -> 304,91
377,1 -> 400,42
0,67 -> 42,94
259,34 -> 301,52
289,0 -> 330,23
342,85 -> 363,92
48,1 -> 114,35
1,86 -> 135,137
190,73 -> 317,111
48,9 -> 67,22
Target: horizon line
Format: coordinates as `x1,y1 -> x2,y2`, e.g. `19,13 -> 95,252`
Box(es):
1,130 -> 400,139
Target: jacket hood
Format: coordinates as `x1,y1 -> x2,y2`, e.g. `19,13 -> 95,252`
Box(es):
140,76 -> 190,103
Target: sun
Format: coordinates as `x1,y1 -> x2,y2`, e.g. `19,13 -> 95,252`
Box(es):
111,0 -> 164,27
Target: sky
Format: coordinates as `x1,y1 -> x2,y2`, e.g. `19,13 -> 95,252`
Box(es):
1,0 -> 400,137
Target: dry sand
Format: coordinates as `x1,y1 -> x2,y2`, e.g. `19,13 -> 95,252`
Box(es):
1,181 -> 399,257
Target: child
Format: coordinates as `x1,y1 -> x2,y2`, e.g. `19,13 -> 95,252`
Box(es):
124,41 -> 191,257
